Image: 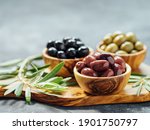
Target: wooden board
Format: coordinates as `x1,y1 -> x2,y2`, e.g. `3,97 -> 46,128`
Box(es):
0,63 -> 150,107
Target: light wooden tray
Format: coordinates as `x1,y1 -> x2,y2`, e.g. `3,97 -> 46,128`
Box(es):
0,64 -> 150,106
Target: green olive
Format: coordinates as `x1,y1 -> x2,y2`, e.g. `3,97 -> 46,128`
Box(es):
112,31 -> 124,39
135,41 -> 144,51
105,43 -> 118,53
115,50 -> 128,55
113,34 -> 126,46
130,50 -> 138,54
103,34 -> 113,45
120,41 -> 134,52
126,32 -> 137,43
100,44 -> 107,50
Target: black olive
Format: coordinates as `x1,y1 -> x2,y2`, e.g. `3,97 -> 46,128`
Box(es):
57,51 -> 66,59
66,48 -> 76,58
47,47 -> 57,57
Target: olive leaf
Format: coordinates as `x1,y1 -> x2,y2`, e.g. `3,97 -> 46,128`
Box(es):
25,87 -> 31,104
14,83 -> 24,97
0,78 -> 18,86
0,75 -> 16,80
38,62 -> 64,83
0,59 -> 22,67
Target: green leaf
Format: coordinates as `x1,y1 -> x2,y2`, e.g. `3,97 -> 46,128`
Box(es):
0,78 -> 17,86
37,82 -> 67,92
131,73 -> 146,77
46,77 -> 63,84
61,77 -> 72,82
14,83 -> 24,97
30,71 -> 44,84
136,83 -> 143,96
0,59 -> 22,67
25,87 -> 31,104
4,82 -> 19,96
0,67 -> 18,75
128,79 -> 139,83
0,75 -> 16,80
30,63 -> 38,71
28,64 -> 50,72
144,84 -> 150,92
38,62 -> 64,83
63,81 -> 78,86
130,75 -> 142,79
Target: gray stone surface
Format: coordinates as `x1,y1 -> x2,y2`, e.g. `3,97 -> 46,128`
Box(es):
0,0 -> 150,113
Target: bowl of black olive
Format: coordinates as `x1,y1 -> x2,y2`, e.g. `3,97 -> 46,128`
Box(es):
43,37 -> 94,77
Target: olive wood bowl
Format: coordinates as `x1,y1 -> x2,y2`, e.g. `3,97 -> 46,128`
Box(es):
74,64 -> 131,95
42,48 -> 94,77
97,45 -> 147,70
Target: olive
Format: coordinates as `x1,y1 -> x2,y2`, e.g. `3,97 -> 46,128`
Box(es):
81,67 -> 97,77
66,48 -> 76,58
135,41 -> 144,51
76,41 -> 84,48
105,43 -> 118,53
103,34 -> 113,44
101,69 -> 114,77
92,52 -> 101,60
47,47 -> 57,57
47,40 -> 55,48
77,46 -> 89,58
76,61 -> 86,72
130,50 -> 138,54
57,51 -> 66,59
100,44 -> 107,50
120,41 -> 134,52
65,39 -> 77,48
126,32 -> 137,43
99,54 -> 115,65
115,50 -> 128,55
114,56 -> 126,69
63,37 -> 71,44
83,55 -> 96,67
55,41 -> 66,51
113,34 -> 126,46
90,60 -> 109,72
112,31 -> 124,39
113,63 -> 123,75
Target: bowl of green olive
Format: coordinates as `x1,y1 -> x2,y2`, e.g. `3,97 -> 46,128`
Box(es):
97,31 -> 147,70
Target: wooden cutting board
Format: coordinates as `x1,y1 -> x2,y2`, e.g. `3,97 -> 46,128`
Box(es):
0,63 -> 150,107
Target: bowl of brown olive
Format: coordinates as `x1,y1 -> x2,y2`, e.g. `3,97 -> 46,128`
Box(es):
97,31 -> 147,70
74,52 -> 131,95
43,37 -> 94,77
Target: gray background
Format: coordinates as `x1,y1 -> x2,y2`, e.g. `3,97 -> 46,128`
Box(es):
0,0 -> 150,113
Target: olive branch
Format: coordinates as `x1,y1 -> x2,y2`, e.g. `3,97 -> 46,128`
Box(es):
0,55 -> 75,104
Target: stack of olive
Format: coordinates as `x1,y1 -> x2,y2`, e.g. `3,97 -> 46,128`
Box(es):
76,52 -> 126,77
46,37 -> 90,59
99,31 -> 144,55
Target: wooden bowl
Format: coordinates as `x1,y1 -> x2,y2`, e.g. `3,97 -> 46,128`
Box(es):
97,45 -> 147,70
74,64 -> 131,95
42,48 -> 94,77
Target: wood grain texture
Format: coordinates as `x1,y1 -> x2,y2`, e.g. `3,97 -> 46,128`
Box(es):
0,63 -> 150,107
74,64 -> 131,95
97,45 -> 147,70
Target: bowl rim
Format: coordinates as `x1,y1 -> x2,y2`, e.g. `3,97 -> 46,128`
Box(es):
42,48 -> 94,61
74,63 -> 131,79
97,44 -> 147,57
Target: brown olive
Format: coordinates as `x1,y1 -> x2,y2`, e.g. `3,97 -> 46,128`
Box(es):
83,55 -> 96,67
113,63 -> 124,75
76,61 -> 86,72
114,56 -> 126,69
81,67 -> 97,77
100,44 -> 107,50
113,34 -> 126,46
115,50 -> 128,55
130,50 -> 138,54
90,60 -> 109,72
92,52 -> 101,60
99,54 -> 115,65
126,32 -> 137,43
103,34 -> 113,44
120,41 -> 134,52
135,41 -> 144,51
105,43 -> 118,53
101,69 -> 114,77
